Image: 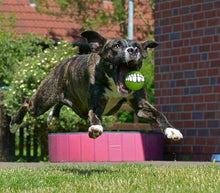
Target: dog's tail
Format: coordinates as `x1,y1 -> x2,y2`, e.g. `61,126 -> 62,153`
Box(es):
9,100 -> 29,133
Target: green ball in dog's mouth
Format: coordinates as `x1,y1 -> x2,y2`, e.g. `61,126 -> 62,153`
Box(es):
125,71 -> 145,91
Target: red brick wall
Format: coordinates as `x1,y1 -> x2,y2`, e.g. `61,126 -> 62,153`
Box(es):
154,0 -> 220,161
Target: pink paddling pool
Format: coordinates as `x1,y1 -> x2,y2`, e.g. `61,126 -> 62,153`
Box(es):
48,132 -> 164,162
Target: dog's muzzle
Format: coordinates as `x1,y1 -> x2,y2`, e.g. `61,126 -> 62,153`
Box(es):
125,47 -> 141,63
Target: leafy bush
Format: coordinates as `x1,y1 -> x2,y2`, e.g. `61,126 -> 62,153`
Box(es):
141,49 -> 155,104
5,41 -> 115,132
117,111 -> 134,123
0,25 -> 53,86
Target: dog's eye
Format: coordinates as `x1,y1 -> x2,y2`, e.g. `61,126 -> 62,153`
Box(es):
114,43 -> 121,49
133,45 -> 140,50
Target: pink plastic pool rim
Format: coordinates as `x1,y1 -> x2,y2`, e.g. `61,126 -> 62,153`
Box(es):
48,132 -> 164,162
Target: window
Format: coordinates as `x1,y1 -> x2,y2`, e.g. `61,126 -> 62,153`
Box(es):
29,0 -> 36,7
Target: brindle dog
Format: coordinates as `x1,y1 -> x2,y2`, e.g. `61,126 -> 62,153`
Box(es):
10,31 -> 183,140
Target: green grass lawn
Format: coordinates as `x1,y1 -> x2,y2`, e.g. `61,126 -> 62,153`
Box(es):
0,163 -> 219,193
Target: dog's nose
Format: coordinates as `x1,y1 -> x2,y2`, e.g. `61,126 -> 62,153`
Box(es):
127,47 -> 137,55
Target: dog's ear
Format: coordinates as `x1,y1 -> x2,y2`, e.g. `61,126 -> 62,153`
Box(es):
140,40 -> 159,58
81,31 -> 107,53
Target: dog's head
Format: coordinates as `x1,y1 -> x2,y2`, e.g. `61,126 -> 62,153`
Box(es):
81,31 -> 158,95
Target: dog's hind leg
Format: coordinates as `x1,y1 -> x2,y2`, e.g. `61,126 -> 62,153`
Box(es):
10,93 -> 58,133
47,104 -> 63,126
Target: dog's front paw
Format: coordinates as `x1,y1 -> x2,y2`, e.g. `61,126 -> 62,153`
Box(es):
165,128 -> 183,141
88,125 -> 103,139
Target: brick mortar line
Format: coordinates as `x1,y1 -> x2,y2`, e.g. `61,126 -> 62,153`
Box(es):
154,62 -> 219,66
155,27 -> 219,34
155,77 -> 220,80
155,37 -> 219,43
155,9 -> 219,16
154,101 -> 220,105
155,2 -> 218,10
155,14 -> 219,22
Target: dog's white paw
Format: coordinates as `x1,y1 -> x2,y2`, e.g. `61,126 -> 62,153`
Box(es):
47,108 -> 54,126
165,128 -> 183,141
88,125 -> 103,139
9,122 -> 20,133
47,108 -> 57,126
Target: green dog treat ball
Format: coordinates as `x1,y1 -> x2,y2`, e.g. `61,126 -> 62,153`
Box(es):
125,71 -> 145,91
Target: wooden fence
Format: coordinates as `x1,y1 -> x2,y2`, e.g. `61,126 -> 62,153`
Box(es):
0,120 -> 48,162
14,127 -> 48,161
0,94 -> 47,161
0,93 -> 15,161
111,104 -> 153,132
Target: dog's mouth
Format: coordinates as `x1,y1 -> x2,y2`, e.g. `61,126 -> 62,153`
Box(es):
117,63 -> 136,94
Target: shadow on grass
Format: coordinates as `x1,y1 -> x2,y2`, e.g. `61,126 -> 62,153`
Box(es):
48,166 -> 119,176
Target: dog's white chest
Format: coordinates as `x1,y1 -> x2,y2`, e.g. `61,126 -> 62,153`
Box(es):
103,76 -> 130,115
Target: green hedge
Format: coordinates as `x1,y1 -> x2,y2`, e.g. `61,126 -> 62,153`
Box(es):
0,31 -> 53,87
